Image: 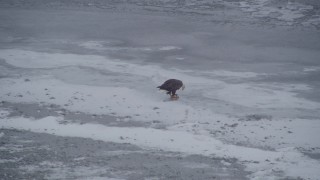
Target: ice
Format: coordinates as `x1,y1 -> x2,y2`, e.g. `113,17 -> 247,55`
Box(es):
304,66 -> 320,72
0,110 -> 10,119
1,116 -> 320,179
1,47 -> 320,178
206,83 -> 319,109
0,1 -> 319,179
238,0 -> 315,25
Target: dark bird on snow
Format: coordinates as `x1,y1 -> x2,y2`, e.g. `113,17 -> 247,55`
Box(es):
157,79 -> 185,100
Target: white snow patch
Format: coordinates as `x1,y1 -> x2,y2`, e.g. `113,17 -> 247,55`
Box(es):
0,49 -> 203,83
303,66 -> 320,72
0,158 -> 22,163
158,46 -> 181,51
199,70 -> 263,78
79,41 -> 106,50
78,40 -> 181,52
39,161 -> 65,167
180,162 -> 211,169
175,57 -> 185,60
0,49 -> 107,69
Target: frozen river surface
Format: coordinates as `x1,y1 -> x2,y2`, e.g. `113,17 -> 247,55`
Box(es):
1,0 -> 320,179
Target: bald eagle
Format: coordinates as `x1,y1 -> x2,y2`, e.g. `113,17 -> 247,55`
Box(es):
157,79 -> 185,99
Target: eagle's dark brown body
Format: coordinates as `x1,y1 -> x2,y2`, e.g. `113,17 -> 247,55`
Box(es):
157,79 -> 185,99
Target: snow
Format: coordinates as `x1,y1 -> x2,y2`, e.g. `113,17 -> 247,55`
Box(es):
1,49 -> 318,113
207,83 -> 319,109
1,116 -> 320,179
0,1 -> 319,179
0,45 -> 320,179
304,66 -> 320,72
0,47 -> 320,179
78,41 -> 181,52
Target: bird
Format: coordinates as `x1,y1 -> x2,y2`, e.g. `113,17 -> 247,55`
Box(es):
157,79 -> 185,100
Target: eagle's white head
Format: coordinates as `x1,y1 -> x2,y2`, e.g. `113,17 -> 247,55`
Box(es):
181,84 -> 185,91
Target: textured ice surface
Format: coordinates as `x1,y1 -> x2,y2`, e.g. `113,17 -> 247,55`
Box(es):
0,0 -> 320,179
2,116 -> 320,179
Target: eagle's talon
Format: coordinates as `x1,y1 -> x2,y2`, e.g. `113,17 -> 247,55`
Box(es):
170,94 -> 179,100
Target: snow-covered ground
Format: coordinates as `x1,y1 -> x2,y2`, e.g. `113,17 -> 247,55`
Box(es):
1,0 -> 320,179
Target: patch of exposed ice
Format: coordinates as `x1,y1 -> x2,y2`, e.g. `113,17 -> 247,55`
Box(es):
16,139 -> 34,143
203,83 -> 319,109
239,0 -> 314,25
0,144 -> 25,153
303,15 -> 320,27
20,162 -> 117,180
